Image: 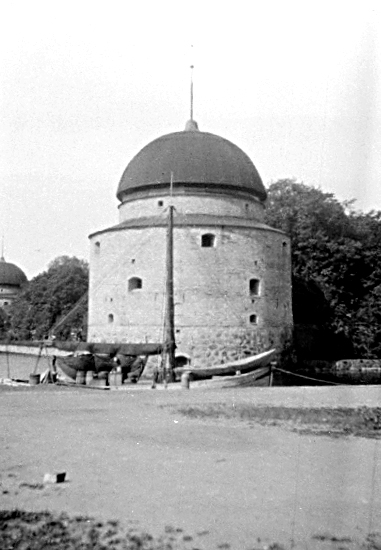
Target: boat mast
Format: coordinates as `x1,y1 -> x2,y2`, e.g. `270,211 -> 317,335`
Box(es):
164,174 -> 176,383
163,55 -> 194,383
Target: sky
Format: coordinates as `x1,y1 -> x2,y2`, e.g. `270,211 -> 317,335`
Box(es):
1,0 -> 380,278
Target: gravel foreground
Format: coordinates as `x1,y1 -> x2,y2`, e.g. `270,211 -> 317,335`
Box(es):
1,384 -> 381,550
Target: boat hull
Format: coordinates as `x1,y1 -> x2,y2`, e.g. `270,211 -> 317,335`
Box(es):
110,365 -> 271,390
56,353 -> 147,382
190,365 -> 271,388
175,349 -> 276,380
56,354 -> 95,380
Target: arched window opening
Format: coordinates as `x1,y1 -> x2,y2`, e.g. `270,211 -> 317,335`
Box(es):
158,200 -> 164,207
128,277 -> 143,291
175,354 -> 191,368
201,233 -> 216,248
95,241 -> 101,254
249,314 -> 258,325
249,279 -> 260,296
108,313 -> 114,323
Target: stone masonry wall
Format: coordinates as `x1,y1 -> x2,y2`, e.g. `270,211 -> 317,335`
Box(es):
88,212 -> 292,368
118,193 -> 264,223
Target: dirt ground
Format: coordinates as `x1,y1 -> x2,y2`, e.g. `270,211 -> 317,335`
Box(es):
1,384 -> 381,549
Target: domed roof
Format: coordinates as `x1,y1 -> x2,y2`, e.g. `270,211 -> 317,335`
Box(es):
117,122 -> 266,202
0,257 -> 27,286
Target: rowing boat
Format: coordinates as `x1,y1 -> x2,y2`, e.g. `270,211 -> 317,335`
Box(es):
175,349 -> 276,380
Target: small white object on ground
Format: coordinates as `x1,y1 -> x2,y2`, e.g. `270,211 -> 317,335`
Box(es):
43,472 -> 66,484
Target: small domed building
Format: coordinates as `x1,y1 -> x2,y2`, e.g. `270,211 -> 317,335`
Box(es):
0,255 -> 27,309
88,119 -> 293,367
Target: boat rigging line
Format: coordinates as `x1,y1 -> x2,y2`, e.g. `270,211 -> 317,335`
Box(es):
50,206 -> 172,339
273,366 -> 346,385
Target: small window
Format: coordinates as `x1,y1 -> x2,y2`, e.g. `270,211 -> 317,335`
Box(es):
249,279 -> 260,296
95,241 -> 101,254
175,354 -> 191,368
201,233 -> 215,248
108,313 -> 114,323
128,277 -> 142,291
249,314 -> 258,324
158,200 -> 164,207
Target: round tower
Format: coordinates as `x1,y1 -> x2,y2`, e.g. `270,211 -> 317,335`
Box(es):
88,120 -> 292,367
0,255 -> 27,309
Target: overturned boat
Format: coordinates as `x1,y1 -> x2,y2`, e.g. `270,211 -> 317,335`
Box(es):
53,342 -> 162,383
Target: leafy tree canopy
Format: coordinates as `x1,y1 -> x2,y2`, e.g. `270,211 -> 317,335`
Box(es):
265,179 -> 381,357
8,256 -> 88,341
0,308 -> 10,340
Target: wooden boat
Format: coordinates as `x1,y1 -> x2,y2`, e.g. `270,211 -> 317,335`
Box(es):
53,341 -> 162,356
56,351 -> 149,383
190,365 -> 271,388
55,353 -> 95,380
110,365 -> 272,390
175,349 -> 276,380
52,341 -> 160,381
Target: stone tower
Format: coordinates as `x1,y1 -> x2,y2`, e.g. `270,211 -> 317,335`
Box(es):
0,255 -> 27,309
88,120 -> 292,367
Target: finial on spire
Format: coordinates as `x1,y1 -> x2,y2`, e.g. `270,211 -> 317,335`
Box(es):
184,46 -> 199,132
184,47 -> 199,132
190,63 -> 194,121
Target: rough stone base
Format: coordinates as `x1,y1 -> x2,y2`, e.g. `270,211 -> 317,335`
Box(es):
139,324 -> 292,376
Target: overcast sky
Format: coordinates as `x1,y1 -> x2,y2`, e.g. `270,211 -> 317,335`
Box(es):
1,0 -> 380,278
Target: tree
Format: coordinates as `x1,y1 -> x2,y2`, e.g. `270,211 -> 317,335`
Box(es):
0,308 -> 10,339
8,256 -> 89,341
265,179 -> 381,358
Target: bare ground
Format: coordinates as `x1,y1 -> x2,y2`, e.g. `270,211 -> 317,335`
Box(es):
1,384 -> 381,549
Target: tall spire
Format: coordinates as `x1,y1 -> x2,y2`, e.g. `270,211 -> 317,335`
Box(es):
190,63 -> 194,121
1,235 -> 4,262
184,50 -> 199,132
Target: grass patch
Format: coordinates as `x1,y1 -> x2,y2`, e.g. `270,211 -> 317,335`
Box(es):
0,510 -> 180,549
1,510 -> 380,549
175,405 -> 381,439
0,510 -> 284,550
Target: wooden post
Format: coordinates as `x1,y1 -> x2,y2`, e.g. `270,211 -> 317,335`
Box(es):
269,361 -> 276,387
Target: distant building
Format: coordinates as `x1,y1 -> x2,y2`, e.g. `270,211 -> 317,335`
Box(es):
0,255 -> 27,309
88,118 -> 293,367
